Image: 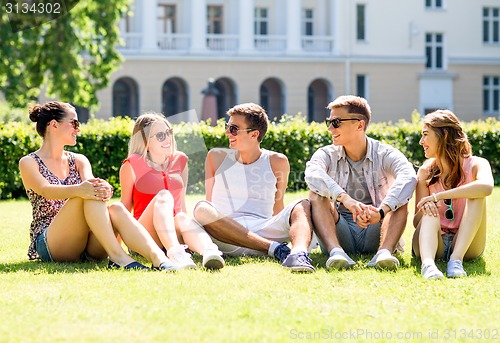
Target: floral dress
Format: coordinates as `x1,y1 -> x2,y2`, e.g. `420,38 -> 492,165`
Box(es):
26,152 -> 82,260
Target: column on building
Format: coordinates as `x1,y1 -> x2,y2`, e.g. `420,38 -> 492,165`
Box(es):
141,0 -> 158,53
238,0 -> 255,54
190,0 -> 207,53
286,0 -> 302,54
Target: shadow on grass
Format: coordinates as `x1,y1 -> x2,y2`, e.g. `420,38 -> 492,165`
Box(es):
0,260 -> 107,274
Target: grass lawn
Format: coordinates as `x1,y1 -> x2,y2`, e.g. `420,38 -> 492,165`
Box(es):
1,190 -> 499,343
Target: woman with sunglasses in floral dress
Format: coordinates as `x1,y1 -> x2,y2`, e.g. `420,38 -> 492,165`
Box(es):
119,113 -> 224,270
412,110 -> 493,279
19,101 -> 175,270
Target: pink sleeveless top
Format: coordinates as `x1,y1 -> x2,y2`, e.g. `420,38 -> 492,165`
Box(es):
428,156 -> 475,234
123,152 -> 188,220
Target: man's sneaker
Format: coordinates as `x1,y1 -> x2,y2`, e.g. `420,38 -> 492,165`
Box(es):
367,249 -> 400,270
282,252 -> 315,273
421,263 -> 444,280
326,251 -> 356,270
167,245 -> 197,270
273,242 -> 291,264
202,247 -> 225,270
446,260 -> 467,278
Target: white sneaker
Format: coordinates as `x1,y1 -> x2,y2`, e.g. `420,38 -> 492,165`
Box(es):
326,250 -> 356,270
421,263 -> 444,280
202,247 -> 225,270
167,245 -> 197,270
446,260 -> 467,278
367,249 -> 400,270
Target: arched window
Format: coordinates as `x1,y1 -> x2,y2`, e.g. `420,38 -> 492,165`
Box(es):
307,79 -> 332,122
214,77 -> 237,119
112,77 -> 139,117
259,78 -> 285,121
162,77 -> 188,117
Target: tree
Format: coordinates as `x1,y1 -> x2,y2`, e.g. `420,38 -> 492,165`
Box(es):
0,0 -> 130,109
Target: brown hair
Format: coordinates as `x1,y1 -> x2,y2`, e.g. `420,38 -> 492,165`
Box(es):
28,101 -> 75,138
227,103 -> 268,142
327,95 -> 371,130
424,109 -> 471,188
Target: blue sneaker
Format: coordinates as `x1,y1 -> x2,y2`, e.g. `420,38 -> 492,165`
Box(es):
282,252 -> 315,273
273,242 -> 291,264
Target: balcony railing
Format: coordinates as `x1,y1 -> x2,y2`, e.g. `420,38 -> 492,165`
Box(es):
119,32 -> 142,50
158,33 -> 191,51
254,35 -> 287,51
301,36 -> 334,52
206,34 -> 239,52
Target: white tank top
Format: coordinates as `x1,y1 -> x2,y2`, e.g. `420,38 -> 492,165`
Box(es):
212,149 -> 277,219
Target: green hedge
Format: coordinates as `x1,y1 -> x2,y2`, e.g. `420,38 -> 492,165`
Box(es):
1,114 -> 498,200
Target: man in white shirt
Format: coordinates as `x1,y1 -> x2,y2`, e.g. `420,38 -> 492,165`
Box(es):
305,95 -> 417,270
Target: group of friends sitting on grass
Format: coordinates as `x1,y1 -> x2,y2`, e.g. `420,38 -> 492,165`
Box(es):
19,95 -> 493,279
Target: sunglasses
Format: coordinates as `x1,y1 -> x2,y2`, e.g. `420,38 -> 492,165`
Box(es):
225,123 -> 256,136
59,119 -> 80,130
325,118 -> 361,129
443,199 -> 454,221
152,128 -> 173,142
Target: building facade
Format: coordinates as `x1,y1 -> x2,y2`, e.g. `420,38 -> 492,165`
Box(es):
93,0 -> 499,123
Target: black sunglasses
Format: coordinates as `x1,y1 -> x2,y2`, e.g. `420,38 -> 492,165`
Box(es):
325,118 -> 361,129
152,128 -> 174,142
225,123 -> 256,136
443,199 -> 454,221
59,119 -> 80,130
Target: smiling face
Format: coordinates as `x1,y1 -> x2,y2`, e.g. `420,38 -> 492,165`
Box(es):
57,108 -> 80,146
225,114 -> 258,150
148,120 -> 173,158
327,107 -> 363,147
419,124 -> 439,158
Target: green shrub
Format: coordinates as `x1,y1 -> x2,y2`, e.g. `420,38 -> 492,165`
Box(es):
1,114 -> 498,200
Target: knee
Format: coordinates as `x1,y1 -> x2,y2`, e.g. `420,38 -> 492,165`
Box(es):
193,201 -> 217,224
293,199 -> 311,217
308,190 -> 329,206
154,190 -> 174,209
108,202 -> 128,218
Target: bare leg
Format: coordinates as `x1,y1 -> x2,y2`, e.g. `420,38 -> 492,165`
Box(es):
46,198 -> 135,266
289,200 -> 313,251
412,214 -> 443,265
450,198 -> 487,261
309,191 -> 341,252
379,204 -> 408,251
175,212 -> 217,254
138,190 -> 181,250
193,201 -> 272,254
108,202 -> 169,267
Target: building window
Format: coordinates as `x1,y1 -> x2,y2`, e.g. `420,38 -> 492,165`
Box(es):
483,7 -> 500,44
303,9 -> 313,36
356,4 -> 365,41
356,75 -> 367,99
484,76 -> 499,115
425,33 -> 444,70
207,5 -> 223,34
425,0 -> 443,9
158,4 -> 176,34
254,8 -> 268,35
112,77 -> 139,118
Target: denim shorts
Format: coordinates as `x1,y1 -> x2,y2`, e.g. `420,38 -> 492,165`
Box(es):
35,230 -> 54,262
442,232 -> 456,261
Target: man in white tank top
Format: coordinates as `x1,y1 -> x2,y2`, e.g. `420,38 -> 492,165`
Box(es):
194,103 -> 316,272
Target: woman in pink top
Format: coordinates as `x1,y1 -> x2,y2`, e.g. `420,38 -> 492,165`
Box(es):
120,113 -> 224,270
412,110 -> 493,279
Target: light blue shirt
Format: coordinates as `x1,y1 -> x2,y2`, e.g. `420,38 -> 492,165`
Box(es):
304,137 -> 417,211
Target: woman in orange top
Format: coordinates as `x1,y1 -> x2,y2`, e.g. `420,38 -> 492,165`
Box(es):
412,110 -> 493,279
120,113 -> 224,270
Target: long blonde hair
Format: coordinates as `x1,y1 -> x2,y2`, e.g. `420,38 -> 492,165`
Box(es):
128,112 -> 176,158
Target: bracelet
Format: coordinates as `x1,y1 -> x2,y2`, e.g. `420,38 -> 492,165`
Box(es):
432,193 -> 438,203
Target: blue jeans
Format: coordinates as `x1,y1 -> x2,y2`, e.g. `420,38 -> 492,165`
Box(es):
35,230 -> 54,262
